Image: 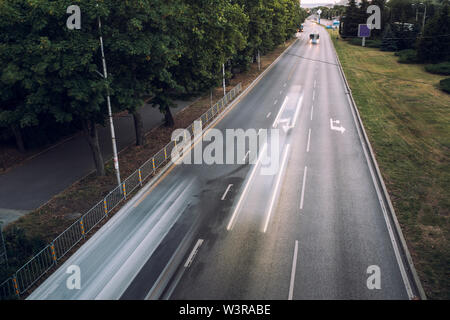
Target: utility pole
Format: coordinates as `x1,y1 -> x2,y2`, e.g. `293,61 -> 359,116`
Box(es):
422,4 -> 427,34
258,50 -> 261,71
97,11 -> 121,188
0,224 -> 8,268
222,63 -> 226,96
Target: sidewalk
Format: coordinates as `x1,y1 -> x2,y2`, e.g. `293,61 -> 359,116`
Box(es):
0,99 -> 197,226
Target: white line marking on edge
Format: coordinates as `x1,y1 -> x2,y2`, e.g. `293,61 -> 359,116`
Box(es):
221,184 -> 233,201
263,144 -> 290,233
288,240 -> 299,300
307,129 -> 311,153
300,166 -> 308,210
342,76 -> 415,298
184,239 -> 204,268
227,144 -> 268,231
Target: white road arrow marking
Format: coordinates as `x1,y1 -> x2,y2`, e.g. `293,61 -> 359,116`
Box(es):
330,118 -> 346,134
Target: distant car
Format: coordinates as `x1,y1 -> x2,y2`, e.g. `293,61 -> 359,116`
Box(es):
309,33 -> 320,44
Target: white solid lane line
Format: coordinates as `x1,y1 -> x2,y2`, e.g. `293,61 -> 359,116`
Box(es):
227,143 -> 268,231
263,144 -> 291,233
288,240 -> 299,300
290,95 -> 303,128
307,128 -> 311,153
184,239 -> 204,268
221,184 -> 233,201
273,96 -> 289,128
300,166 -> 308,210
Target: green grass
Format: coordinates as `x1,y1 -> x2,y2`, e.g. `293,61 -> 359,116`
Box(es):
329,31 -> 450,299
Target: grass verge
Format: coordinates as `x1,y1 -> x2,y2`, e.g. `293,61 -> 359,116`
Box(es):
329,32 -> 450,299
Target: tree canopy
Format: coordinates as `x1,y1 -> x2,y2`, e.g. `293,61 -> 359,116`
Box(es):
0,0 -> 307,175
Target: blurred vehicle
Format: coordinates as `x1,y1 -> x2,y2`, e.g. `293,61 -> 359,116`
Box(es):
309,33 -> 320,44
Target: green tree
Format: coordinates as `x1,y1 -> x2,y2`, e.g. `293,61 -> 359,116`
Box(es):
417,4 -> 450,62
104,0 -> 185,142
342,0 -> 360,37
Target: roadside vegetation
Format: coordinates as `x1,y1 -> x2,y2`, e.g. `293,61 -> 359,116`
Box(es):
329,30 -> 450,299
314,0 -> 450,94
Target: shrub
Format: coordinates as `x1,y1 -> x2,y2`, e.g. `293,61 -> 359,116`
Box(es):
366,39 -> 382,48
396,49 -> 419,64
439,78 -> 450,94
425,62 -> 450,75
347,38 -> 381,48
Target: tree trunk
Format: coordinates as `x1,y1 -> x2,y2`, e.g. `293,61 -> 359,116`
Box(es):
10,125 -> 25,153
164,104 -> 175,127
82,119 -> 105,176
132,109 -> 144,146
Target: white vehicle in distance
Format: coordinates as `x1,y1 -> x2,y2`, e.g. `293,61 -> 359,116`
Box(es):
309,33 -> 320,44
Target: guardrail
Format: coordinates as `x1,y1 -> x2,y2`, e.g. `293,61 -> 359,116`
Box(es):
0,82 -> 242,300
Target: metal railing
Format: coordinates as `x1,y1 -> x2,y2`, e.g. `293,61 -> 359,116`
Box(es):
0,82 -> 242,300
0,226 -> 7,266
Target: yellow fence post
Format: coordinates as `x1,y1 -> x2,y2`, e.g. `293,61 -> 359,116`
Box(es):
12,276 -> 20,297
80,219 -> 85,238
152,158 -> 156,172
50,242 -> 57,264
104,199 -> 108,215
122,183 -> 127,199
138,169 -> 142,187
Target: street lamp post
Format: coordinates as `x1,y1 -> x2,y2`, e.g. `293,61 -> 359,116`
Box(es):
413,2 -> 427,34
422,3 -> 427,34
97,13 -> 121,188
222,63 -> 226,96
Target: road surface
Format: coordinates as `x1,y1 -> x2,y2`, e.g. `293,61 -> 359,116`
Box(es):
28,21 -> 416,300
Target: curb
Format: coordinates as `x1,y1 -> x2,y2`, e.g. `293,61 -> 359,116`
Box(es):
329,31 -> 427,300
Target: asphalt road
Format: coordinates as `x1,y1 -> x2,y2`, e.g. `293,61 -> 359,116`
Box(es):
28,21 -> 415,300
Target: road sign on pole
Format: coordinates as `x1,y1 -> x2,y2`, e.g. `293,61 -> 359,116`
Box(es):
317,9 -> 322,24
358,24 -> 371,47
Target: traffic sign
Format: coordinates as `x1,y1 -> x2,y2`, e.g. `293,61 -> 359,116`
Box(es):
317,9 -> 322,15
358,24 -> 371,38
